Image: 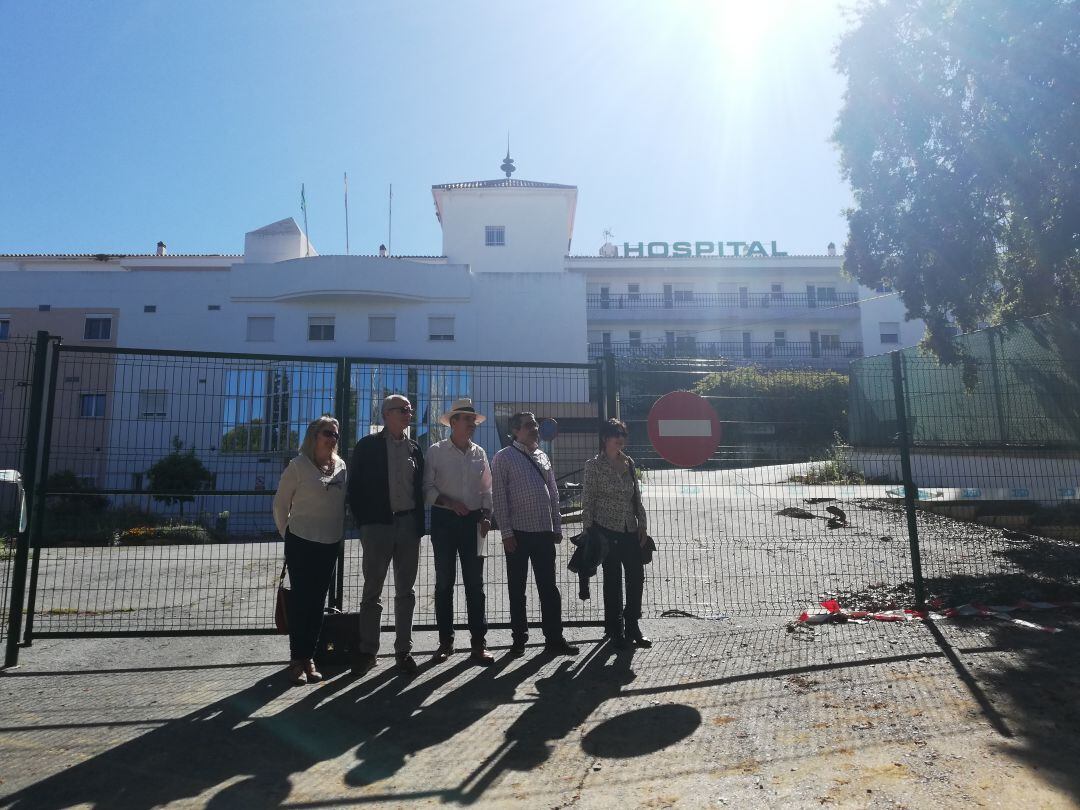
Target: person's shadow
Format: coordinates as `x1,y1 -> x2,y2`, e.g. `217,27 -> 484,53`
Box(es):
0,655 -> 469,809
344,648 -> 552,788
0,649 -> 558,809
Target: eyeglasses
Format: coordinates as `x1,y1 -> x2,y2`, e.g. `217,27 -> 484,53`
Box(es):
320,430 -> 340,440
388,406 -> 414,414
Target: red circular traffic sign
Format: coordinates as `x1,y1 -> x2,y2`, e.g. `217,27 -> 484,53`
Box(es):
646,391 -> 721,468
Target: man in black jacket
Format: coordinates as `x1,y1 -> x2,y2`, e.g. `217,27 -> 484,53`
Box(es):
347,394 -> 426,676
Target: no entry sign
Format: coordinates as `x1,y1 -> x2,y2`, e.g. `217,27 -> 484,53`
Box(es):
647,391 -> 722,468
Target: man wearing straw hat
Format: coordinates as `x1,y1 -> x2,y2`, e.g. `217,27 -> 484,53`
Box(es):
423,398 -> 496,666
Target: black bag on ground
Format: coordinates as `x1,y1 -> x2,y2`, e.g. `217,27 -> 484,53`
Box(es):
274,563 -> 290,634
313,611 -> 359,668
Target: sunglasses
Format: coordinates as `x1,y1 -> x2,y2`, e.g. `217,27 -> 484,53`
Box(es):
388,406 -> 414,414
320,430 -> 340,440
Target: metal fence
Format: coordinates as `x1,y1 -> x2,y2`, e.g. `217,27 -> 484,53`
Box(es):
3,338 -> 602,659
3,328 -> 1079,666
1,336 -> 39,655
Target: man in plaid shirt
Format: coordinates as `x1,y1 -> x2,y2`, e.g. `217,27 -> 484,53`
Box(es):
491,411 -> 579,657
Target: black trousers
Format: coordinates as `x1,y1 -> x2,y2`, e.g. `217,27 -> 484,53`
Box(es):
599,526 -> 645,635
504,530 -> 563,645
431,508 -> 487,646
284,530 -> 340,661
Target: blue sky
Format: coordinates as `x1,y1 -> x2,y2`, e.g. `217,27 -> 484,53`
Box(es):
0,1 -> 857,257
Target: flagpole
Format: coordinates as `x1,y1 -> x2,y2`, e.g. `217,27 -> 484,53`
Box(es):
301,183 -> 310,257
388,183 -> 393,256
344,172 -> 350,256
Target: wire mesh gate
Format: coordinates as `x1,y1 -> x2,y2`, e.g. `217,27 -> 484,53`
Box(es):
3,326 -> 1079,666
3,340 -> 604,661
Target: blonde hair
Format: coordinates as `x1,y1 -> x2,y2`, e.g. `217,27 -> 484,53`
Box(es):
300,415 -> 341,467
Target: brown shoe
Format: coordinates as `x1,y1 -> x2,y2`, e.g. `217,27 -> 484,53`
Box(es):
396,652 -> 419,675
305,659 -> 324,682
470,647 -> 496,666
432,641 -> 453,663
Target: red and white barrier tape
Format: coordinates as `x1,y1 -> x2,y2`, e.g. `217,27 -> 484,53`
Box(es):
797,598 -> 1080,633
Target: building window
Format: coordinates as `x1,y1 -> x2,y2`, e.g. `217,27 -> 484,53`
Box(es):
38,305 -> 51,312
599,286 -> 610,308
673,284 -> 693,303
820,333 -> 841,350
369,316 -> 396,342
627,284 -> 640,302
208,304 -> 222,311
771,283 -> 783,301
484,226 -> 505,246
80,393 -> 106,418
628,330 -> 642,348
139,390 -> 168,418
131,473 -> 144,492
308,316 -> 335,342
879,322 -> 900,344
144,305 -> 157,313
428,316 -> 455,341
83,316 -> 112,341
773,330 -> 787,348
0,319 -> 9,340
247,316 -> 275,342
601,332 -> 612,349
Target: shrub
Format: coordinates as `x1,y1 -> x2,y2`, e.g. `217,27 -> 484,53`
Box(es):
693,366 -> 850,455
117,524 -> 212,545
45,470 -> 109,515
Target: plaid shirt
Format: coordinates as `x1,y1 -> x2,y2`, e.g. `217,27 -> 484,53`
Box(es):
491,441 -> 561,536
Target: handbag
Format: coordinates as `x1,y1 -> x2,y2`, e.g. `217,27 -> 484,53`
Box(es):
314,611 -> 360,667
274,562 -> 290,634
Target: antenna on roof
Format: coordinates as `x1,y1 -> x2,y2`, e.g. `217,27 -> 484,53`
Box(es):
387,184 -> 393,256
344,172 -> 350,256
501,133 -> 516,178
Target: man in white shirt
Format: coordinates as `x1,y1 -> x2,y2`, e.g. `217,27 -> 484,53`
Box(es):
423,398 -> 495,666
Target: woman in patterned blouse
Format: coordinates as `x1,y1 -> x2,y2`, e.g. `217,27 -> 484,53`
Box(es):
582,418 -> 652,649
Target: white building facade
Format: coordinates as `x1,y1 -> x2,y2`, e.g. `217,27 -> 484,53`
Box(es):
0,164 -> 922,510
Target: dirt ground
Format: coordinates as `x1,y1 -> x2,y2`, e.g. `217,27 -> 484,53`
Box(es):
1,609 -> 1078,809
3,489 -> 1079,808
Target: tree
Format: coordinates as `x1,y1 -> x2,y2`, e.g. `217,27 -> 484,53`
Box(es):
220,419 -> 298,453
146,437 -> 213,516
834,0 -> 1080,357
692,367 -> 849,455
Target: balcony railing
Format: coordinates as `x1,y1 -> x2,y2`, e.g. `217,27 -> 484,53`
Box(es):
586,291 -> 858,310
588,340 -> 864,363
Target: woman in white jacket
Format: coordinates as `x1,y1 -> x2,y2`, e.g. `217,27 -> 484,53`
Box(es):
273,415 -> 347,685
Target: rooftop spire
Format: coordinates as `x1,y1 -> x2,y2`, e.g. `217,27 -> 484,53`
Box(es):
500,133 -> 516,178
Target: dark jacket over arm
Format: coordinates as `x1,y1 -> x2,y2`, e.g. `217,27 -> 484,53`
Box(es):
346,430 -> 426,537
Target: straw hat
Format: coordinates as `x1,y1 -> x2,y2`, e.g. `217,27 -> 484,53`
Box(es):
439,398 -> 487,427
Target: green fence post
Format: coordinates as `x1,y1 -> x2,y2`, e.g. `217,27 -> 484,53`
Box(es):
986,331 -> 1009,446
21,337 -> 60,645
331,358 -> 350,611
603,354 -> 619,422
4,331 -> 50,668
891,350 -> 926,610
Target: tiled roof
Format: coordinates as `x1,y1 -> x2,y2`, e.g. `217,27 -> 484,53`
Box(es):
432,179 -> 576,190
0,253 -> 241,259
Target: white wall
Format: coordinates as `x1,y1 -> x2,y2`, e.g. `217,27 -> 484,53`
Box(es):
858,286 -> 926,357
439,187 -> 576,274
